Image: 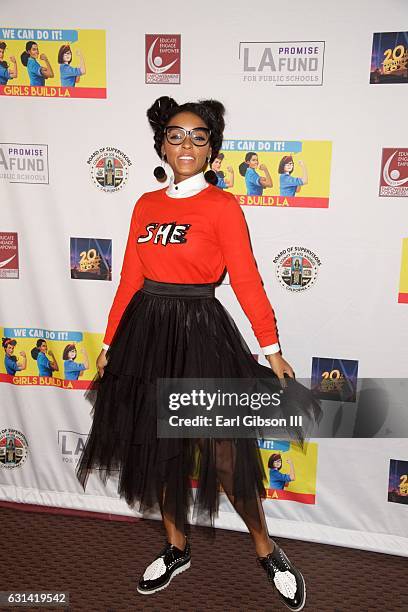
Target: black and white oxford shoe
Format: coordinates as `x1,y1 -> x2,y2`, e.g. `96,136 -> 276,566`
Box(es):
257,543 -> 306,611
137,540 -> 191,595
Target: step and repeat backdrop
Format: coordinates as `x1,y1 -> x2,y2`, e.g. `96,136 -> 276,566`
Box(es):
1,1 -> 407,556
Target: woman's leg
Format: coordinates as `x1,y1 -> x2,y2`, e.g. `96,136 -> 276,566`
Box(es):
162,511 -> 187,550
160,438 -> 273,555
137,483 -> 191,595
214,440 -> 275,557
159,462 -> 187,550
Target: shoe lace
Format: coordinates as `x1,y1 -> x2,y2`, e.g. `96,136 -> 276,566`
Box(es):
265,558 -> 280,578
277,549 -> 291,571
159,542 -> 173,557
258,548 -> 291,576
161,541 -> 187,564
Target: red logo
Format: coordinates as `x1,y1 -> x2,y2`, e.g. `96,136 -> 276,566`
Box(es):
0,232 -> 19,279
379,148 -> 408,197
145,35 -> 181,84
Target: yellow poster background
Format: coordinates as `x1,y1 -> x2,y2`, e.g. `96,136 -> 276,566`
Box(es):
1,29 -> 106,88
218,140 -> 331,199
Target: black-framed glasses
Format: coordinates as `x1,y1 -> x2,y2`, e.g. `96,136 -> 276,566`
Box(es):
164,126 -> 211,146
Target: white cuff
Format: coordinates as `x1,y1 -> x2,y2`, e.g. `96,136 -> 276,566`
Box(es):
102,343 -> 110,351
261,343 -> 280,356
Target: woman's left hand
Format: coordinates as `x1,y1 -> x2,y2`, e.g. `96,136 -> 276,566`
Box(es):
265,353 -> 295,381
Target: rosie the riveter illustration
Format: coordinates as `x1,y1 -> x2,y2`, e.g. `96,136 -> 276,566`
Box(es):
58,44 -> 86,87
20,41 -> 54,86
0,42 -> 17,85
2,338 -> 26,375
278,155 -> 308,197
31,339 -> 58,377
63,344 -> 89,380
239,152 -> 273,196
268,452 -> 296,490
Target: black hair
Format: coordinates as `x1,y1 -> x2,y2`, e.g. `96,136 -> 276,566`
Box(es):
0,41 -> 8,69
2,337 -> 16,350
238,151 -> 257,177
31,338 -> 46,360
20,40 -> 36,67
146,96 -> 225,164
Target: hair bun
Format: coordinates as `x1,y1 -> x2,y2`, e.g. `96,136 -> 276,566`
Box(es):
199,99 -> 225,119
147,96 -> 179,130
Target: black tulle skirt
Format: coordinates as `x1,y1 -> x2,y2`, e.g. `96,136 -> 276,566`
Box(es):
76,278 -> 321,534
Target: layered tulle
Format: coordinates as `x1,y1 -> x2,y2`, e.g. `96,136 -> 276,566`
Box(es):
76,281 -> 321,533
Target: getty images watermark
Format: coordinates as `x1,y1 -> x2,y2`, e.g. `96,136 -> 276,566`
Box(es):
166,387 -> 302,428
157,378 -> 408,439
157,378 -> 315,440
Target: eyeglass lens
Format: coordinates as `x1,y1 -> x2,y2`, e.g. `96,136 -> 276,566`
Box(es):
166,127 -> 210,146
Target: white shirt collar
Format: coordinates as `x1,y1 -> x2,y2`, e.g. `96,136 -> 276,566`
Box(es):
166,172 -> 209,198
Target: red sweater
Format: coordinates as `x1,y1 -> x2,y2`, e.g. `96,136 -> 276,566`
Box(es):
103,184 -> 278,347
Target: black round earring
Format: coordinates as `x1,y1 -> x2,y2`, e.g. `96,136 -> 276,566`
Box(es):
154,155 -> 167,183
204,170 -> 218,185
204,155 -> 218,185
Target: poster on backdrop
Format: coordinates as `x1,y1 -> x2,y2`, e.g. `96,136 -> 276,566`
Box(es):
311,357 -> 359,402
145,34 -> 181,84
70,237 -> 112,281
388,459 -> 408,505
370,31 -> 408,84
0,327 -> 102,389
398,238 -> 408,304
189,438 -> 318,504
0,232 -> 18,278
0,27 -> 106,98
259,439 -> 318,504
379,148 -> 408,197
239,41 -> 325,86
0,144 -> 49,185
213,139 -> 331,208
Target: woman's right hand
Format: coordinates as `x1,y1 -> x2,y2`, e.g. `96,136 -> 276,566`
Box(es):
96,349 -> 108,378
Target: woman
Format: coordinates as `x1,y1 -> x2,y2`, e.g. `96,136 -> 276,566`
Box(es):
211,152 -> 234,189
31,339 -> 58,377
239,152 -> 273,196
76,96 -> 320,610
0,42 -> 17,85
2,338 -> 26,375
278,156 -> 308,197
63,344 -> 89,380
58,45 -> 86,87
268,453 -> 295,490
20,41 -> 53,86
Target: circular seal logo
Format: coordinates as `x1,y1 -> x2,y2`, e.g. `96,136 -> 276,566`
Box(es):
274,247 -> 321,292
88,147 -> 131,193
0,428 -> 28,468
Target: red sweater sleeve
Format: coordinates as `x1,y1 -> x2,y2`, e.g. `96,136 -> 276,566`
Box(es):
215,194 -> 279,347
103,199 -> 145,345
